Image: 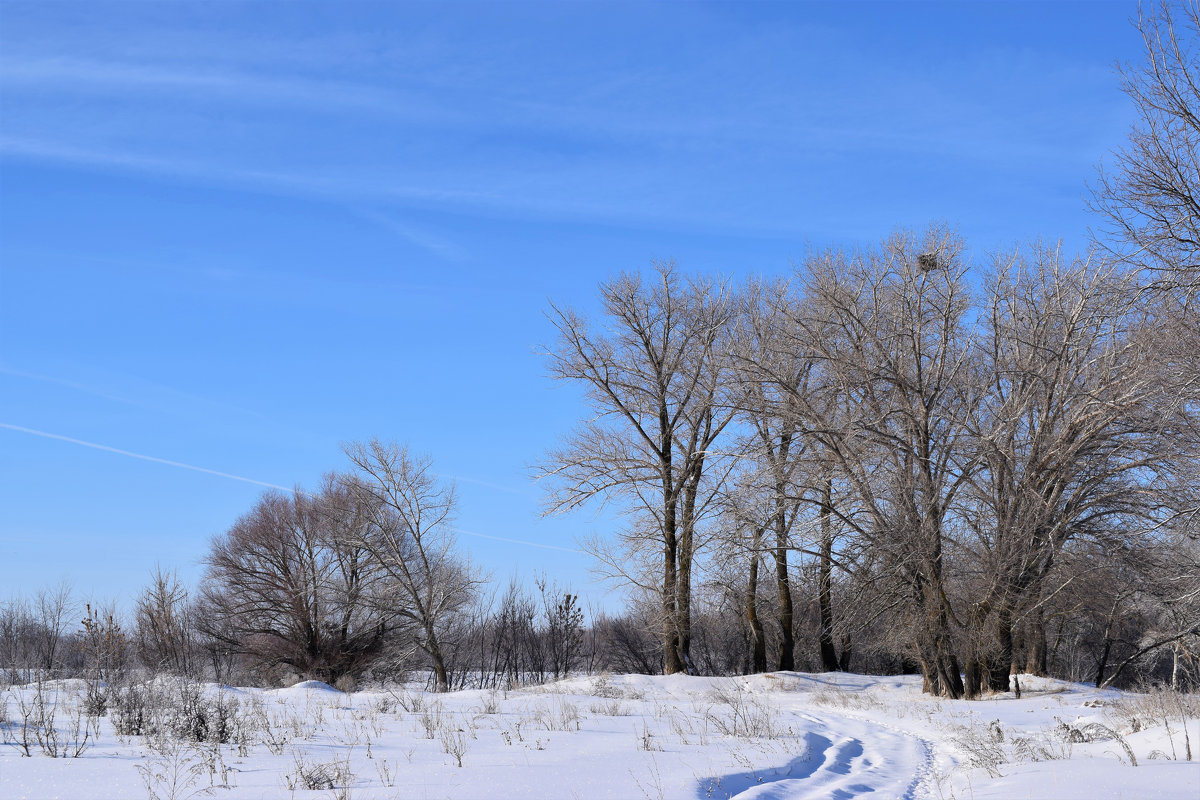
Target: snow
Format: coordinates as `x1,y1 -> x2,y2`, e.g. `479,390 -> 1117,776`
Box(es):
268,679 -> 343,696
1,671 -> 1196,799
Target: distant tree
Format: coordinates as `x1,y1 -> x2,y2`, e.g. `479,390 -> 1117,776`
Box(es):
81,601 -> 127,671
483,578 -> 542,687
199,483 -> 392,685
79,600 -> 128,708
135,568 -> 196,676
537,577 -> 585,680
0,583 -> 77,679
339,440 -> 483,693
590,594 -> 664,676
0,585 -> 74,682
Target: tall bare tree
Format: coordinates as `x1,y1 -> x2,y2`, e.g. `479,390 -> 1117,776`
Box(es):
340,440 -> 482,692
726,278 -> 819,671
963,249 -> 1179,694
795,227 -> 978,697
715,478 -> 771,673
539,263 -> 734,674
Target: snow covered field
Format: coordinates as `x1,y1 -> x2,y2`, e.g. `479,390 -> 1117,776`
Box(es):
1,672 -> 1196,799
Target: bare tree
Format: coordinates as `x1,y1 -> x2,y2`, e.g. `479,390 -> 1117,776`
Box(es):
199,484 -> 392,685
1091,0 -> 1200,290
963,249 -> 1181,695
729,278 -> 859,672
725,279 -> 811,671
714,482 -> 770,673
135,568 -> 196,676
0,584 -> 77,680
34,584 -> 74,676
591,595 -> 662,675
1095,534 -> 1200,689
793,227 -> 978,697
340,440 -> 482,692
539,263 -> 734,674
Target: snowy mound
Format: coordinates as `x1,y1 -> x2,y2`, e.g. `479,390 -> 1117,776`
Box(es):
287,679 -> 340,692
263,679 -> 343,697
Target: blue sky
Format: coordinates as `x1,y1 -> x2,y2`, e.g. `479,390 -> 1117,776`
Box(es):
0,1 -> 1144,610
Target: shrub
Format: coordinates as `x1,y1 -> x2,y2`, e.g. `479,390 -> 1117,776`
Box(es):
111,682 -> 155,737
704,682 -> 779,739
287,750 -> 352,791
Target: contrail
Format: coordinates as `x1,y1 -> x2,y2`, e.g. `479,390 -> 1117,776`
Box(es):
0,422 -> 294,491
438,472 -> 533,497
450,528 -> 583,554
1,367 -> 528,495
0,422 -> 576,554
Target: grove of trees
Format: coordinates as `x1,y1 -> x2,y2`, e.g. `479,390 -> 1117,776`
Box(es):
538,230 -> 1199,699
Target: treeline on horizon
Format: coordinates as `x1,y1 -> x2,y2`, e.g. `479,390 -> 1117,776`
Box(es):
3,2 -> 1200,702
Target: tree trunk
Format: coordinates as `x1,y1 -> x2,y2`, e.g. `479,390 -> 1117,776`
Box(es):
1093,597 -> 1120,688
773,514 -> 796,672
1172,644 -> 1181,691
917,531 -> 964,698
1025,608 -> 1048,676
661,452 -> 684,674
774,434 -> 796,672
964,659 -> 983,699
428,630 -> 449,693
774,540 -> 795,671
678,503 -> 695,675
747,542 -> 766,674
676,452 -> 705,675
929,649 -> 964,699
987,607 -> 1014,693
817,476 -> 839,671
922,596 -> 964,698
919,655 -> 938,695
943,651 -> 965,699
1094,637 -> 1113,689
662,532 -> 683,674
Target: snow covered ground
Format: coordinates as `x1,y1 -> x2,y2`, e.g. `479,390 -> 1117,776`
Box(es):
1,671 -> 1196,799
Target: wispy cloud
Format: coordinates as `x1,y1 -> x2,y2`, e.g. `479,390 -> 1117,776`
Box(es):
0,135 -> 784,240
0,10 -> 1124,248
0,362 -> 269,421
0,136 -> 412,201
351,208 -> 469,263
0,136 -> 485,256
0,365 -> 135,406
0,56 -> 451,121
